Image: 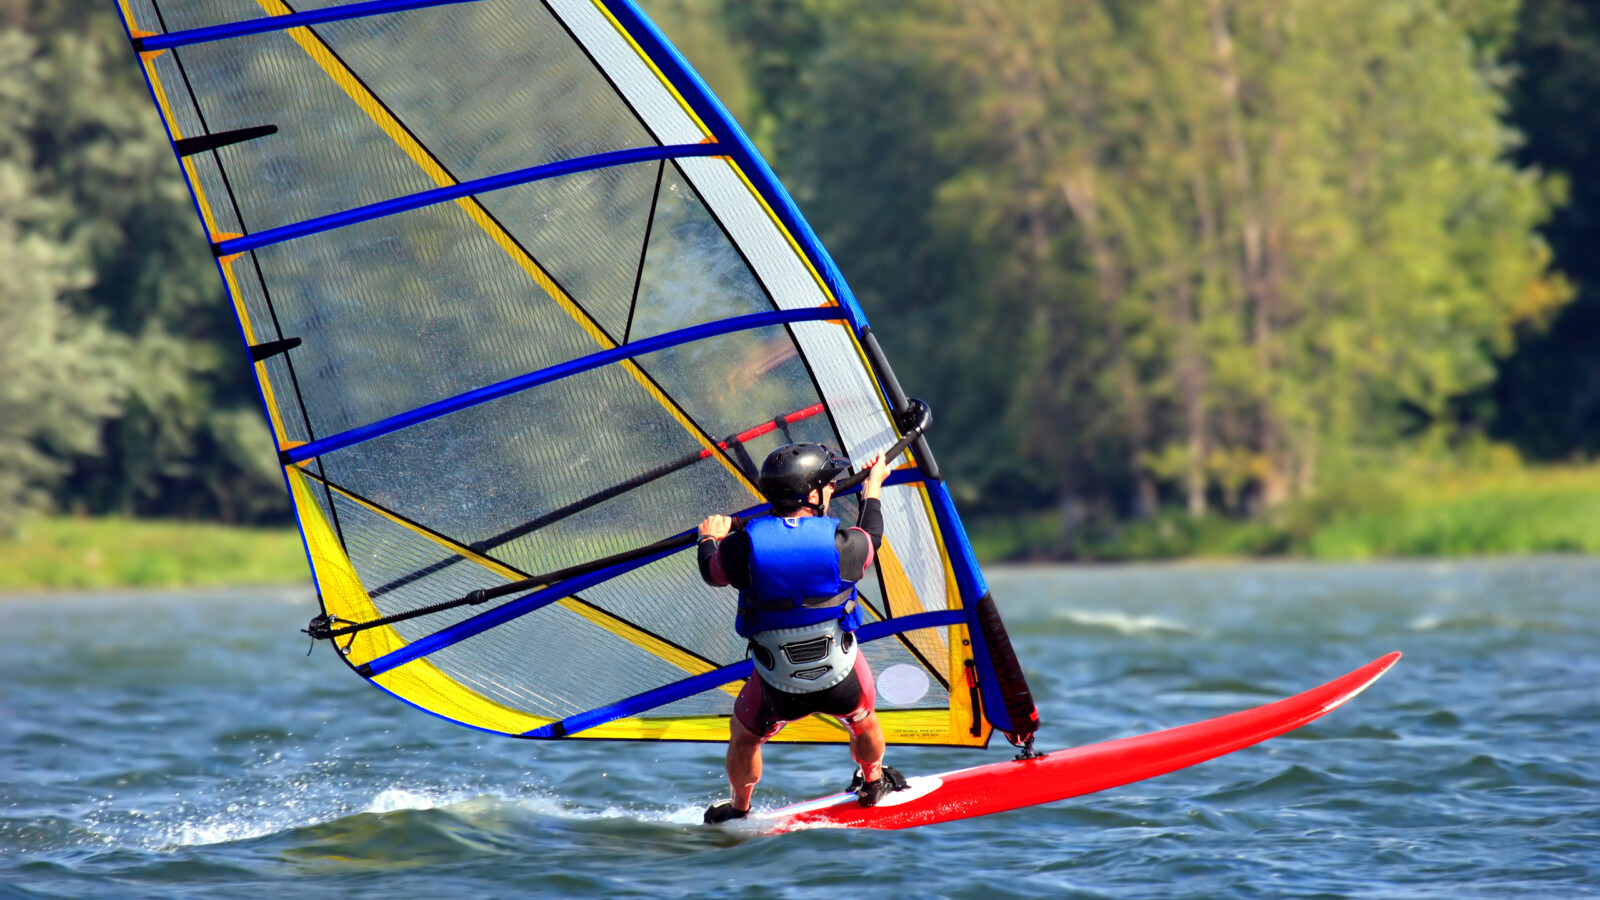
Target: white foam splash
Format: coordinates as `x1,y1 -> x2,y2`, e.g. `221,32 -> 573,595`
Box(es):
1052,609 -> 1197,636
163,812 -> 293,848
364,787 -> 459,814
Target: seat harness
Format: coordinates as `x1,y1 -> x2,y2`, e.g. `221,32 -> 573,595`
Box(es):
739,516 -> 860,693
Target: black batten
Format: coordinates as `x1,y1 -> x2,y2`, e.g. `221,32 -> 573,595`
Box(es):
247,336 -> 301,362
173,124 -> 279,157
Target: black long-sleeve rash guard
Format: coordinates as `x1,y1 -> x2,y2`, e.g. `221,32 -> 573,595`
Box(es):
697,498 -> 884,589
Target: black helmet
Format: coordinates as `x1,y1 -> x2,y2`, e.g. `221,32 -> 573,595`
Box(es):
758,442 -> 851,510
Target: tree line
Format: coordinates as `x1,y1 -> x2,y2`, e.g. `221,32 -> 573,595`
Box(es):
1,0 -> 1596,535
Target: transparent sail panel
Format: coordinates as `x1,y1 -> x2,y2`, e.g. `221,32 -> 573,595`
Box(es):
119,0 -> 987,745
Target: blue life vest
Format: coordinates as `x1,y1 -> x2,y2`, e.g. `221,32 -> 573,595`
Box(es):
735,515 -> 862,637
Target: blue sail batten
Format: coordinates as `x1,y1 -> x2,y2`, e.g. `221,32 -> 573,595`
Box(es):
524,609 -> 967,739
524,661 -> 752,739
282,306 -> 846,465
214,143 -> 722,256
360,535 -> 693,677
133,0 -> 483,51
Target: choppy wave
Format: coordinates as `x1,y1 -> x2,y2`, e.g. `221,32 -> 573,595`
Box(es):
108,781 -> 487,851
122,786 -> 713,854
7,563 -> 1600,897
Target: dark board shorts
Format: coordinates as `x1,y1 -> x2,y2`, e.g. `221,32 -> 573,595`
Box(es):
734,651 -> 877,738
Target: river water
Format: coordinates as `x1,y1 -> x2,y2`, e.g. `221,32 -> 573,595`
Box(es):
2,558 -> 1596,898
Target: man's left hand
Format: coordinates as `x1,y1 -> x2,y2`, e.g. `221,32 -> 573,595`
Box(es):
860,452 -> 890,501
698,515 -> 733,541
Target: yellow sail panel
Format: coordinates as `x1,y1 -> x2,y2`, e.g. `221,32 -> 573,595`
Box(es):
570,708 -> 981,745
877,538 -> 951,667
287,467 -> 400,665
290,468 -> 554,734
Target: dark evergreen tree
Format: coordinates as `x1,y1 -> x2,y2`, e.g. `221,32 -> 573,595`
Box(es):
1495,0 -> 1600,459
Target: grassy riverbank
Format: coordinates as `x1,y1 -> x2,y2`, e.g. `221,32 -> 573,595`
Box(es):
0,517 -> 308,592
3,461 -> 1595,590
970,462 -> 1600,562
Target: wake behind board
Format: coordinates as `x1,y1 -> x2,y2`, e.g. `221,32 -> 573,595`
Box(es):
757,651 -> 1400,833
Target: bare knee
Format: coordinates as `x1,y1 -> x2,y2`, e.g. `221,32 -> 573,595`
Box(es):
849,712 -> 885,774
848,711 -> 883,746
729,716 -> 765,754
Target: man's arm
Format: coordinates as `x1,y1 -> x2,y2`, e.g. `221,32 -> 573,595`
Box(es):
697,515 -> 752,588
837,452 -> 890,580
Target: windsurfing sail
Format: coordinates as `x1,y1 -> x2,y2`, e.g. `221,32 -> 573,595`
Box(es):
115,0 -> 1039,746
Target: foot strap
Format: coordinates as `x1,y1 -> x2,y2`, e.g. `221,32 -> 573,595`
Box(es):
852,766 -> 909,807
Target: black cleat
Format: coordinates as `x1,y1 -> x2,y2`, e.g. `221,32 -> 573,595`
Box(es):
852,766 -> 909,807
704,800 -> 749,825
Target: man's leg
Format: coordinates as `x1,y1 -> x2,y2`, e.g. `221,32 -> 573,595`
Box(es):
846,709 -> 885,783
709,680 -> 777,824
842,649 -> 883,781
726,714 -> 764,811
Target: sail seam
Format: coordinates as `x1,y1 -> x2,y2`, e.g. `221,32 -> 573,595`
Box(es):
631,158 -> 861,471
622,158 -> 664,344
539,0 -> 675,146
655,158 -> 856,462
153,13 -> 342,548
580,0 -> 713,137
575,13 -> 866,477
648,157 -> 857,462
594,0 -> 870,332
133,18 -> 315,461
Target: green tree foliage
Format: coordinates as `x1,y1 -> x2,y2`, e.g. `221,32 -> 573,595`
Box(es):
2,0 -> 287,524
1494,0 -> 1600,458
1,0 -> 1580,540
0,27 -> 127,533
714,0 -> 1566,520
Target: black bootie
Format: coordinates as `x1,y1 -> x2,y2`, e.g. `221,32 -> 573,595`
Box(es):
704,799 -> 749,825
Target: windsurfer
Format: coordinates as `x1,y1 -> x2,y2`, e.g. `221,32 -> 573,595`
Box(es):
698,443 -> 905,824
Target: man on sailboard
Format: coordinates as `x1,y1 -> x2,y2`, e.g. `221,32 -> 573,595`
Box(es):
697,444 -> 906,823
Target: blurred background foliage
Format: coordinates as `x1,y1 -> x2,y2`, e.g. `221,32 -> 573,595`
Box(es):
1,0 -> 1597,561
1,0 -> 286,536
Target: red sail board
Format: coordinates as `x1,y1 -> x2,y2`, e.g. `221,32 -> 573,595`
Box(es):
761,651 -> 1400,833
